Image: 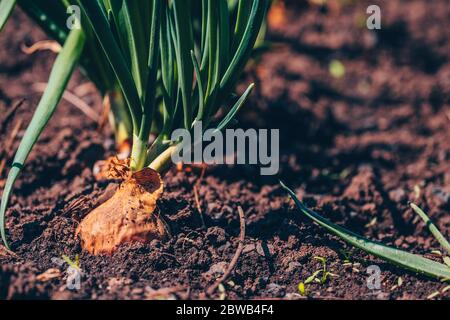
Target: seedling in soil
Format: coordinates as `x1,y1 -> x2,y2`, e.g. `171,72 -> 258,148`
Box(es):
297,256 -> 336,298
61,254 -> 81,272
339,248 -> 353,264
299,256 -> 336,296
329,59 -> 346,79
410,203 -> 450,255
281,182 -> 450,280
312,256 -> 337,285
298,282 -> 307,296
410,203 -> 450,268
0,0 -> 269,254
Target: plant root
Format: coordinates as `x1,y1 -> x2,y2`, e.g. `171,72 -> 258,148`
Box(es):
76,167 -> 170,255
93,157 -> 130,182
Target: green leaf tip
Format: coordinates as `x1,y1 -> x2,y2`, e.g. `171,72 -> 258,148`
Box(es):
410,203 -> 450,255
0,0 -> 16,32
0,28 -> 85,249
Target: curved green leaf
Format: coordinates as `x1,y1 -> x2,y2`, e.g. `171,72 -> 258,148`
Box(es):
191,50 -> 205,121
0,0 -> 16,32
280,182 -> 450,280
0,28 -> 85,248
77,0 -> 141,130
121,0 -> 148,99
220,0 -> 268,94
214,83 -> 254,132
172,0 -> 194,129
232,0 -> 252,52
411,203 -> 450,255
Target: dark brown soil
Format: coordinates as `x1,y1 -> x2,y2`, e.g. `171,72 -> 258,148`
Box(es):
1,0 -> 449,300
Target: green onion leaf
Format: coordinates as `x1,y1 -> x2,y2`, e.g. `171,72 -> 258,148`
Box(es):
121,0 -> 148,100
0,0 -> 16,32
77,0 -> 141,130
220,0 -> 268,94
0,28 -> 85,248
191,50 -> 205,122
172,0 -> 194,130
214,83 -> 254,132
232,0 -> 252,52
280,182 -> 450,280
410,203 -> 450,255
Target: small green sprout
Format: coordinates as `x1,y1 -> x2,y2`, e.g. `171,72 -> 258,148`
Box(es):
329,59 -> 345,79
410,203 -> 450,255
62,254 -> 81,272
314,256 -> 337,284
303,256 -> 337,286
298,282 -> 307,296
304,270 -> 322,285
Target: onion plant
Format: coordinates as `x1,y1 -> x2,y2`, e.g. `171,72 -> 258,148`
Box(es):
0,0 -> 267,150
1,0 -> 448,283
1,0 -> 134,150
0,0 -> 269,254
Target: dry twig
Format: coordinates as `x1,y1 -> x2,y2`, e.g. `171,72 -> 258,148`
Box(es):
0,119 -> 23,178
0,99 -> 25,136
193,164 -> 207,228
206,206 -> 246,297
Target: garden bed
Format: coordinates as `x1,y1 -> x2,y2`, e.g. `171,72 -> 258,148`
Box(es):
1,0 -> 449,300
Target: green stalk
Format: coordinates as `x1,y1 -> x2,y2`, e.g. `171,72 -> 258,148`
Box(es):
107,88 -> 132,148
130,0 -> 162,172
0,28 -> 85,248
130,132 -> 148,171
77,0 -> 142,130
411,203 -> 450,255
172,0 -> 194,129
146,133 -> 171,165
149,144 -> 179,175
0,0 -> 17,32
